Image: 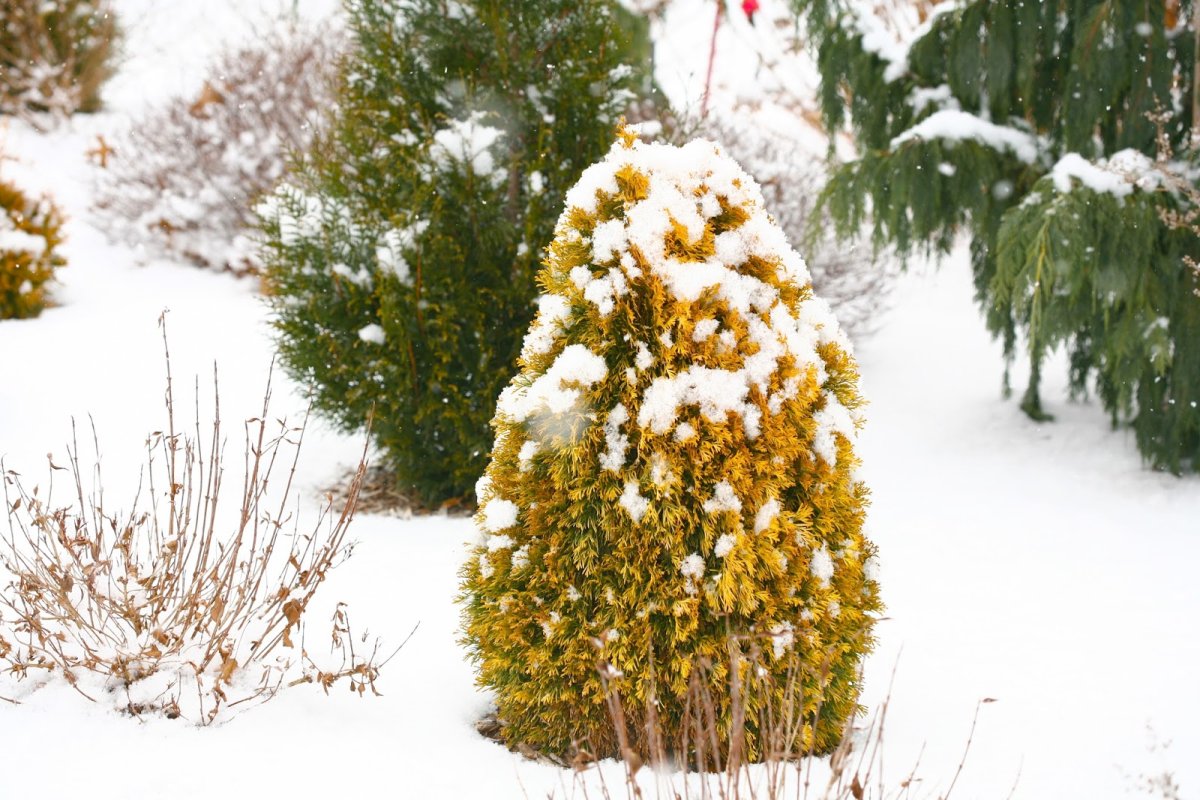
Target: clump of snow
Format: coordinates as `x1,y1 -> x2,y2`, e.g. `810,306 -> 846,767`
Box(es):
850,7 -> 911,82
673,422 -> 696,442
486,534 -> 514,552
331,262 -> 372,287
592,218 -> 628,263
496,344 -> 607,423
474,474 -> 492,502
573,264 -> 629,317
634,341 -> 654,371
891,110 -> 1040,164
703,480 -> 743,515
619,480 -> 649,523
768,621 -> 795,658
428,114 -> 507,186
810,546 -> 835,586
714,533 -> 736,558
357,323 -> 385,344
850,1 -> 963,83
909,84 -> 960,114
376,220 -> 429,283
599,404 -> 631,472
0,228 -> 46,252
259,184 -> 328,247
692,318 -> 719,342
754,497 -> 780,534
479,498 -> 519,533
812,391 -> 857,466
1051,153 -> 1133,198
639,367 -> 753,436
863,554 -> 880,582
520,294 -> 573,360
517,439 -> 539,471
1050,149 -> 1162,199
679,553 -> 706,594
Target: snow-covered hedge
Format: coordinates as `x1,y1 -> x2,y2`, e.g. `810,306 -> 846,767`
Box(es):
460,130 -> 881,760
92,21 -> 338,274
0,177 -> 65,319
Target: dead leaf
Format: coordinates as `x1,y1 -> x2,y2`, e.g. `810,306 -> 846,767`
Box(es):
218,656 -> 238,684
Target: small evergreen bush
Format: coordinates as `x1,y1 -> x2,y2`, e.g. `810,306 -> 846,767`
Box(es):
0,177 -> 65,319
0,0 -> 118,121
460,130 -> 881,760
259,0 -> 653,506
93,21 -> 338,274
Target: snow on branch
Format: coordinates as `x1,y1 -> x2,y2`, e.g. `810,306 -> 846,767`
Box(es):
890,109 -> 1040,163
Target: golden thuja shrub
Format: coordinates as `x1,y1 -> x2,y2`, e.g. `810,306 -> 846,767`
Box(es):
460,129 -> 882,760
0,178 -> 65,319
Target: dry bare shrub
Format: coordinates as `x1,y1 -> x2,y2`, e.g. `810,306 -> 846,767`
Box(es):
0,0 -> 118,124
292,603 -> 417,697
0,319 -> 378,723
91,21 -> 339,275
701,117 -> 896,339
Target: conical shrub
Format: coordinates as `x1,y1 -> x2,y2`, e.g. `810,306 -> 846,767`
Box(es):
460,129 -> 881,760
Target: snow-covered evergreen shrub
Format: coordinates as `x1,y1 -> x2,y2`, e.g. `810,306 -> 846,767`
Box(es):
0,177 -> 65,319
0,0 -> 118,122
460,130 -> 881,760
259,0 -> 653,506
93,22 -> 338,274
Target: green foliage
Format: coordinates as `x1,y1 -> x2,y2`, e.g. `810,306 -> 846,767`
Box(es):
460,132 -> 881,760
258,0 -> 654,505
995,175 -> 1200,470
1,178 -> 66,320
0,0 -> 119,119
794,0 -> 1200,471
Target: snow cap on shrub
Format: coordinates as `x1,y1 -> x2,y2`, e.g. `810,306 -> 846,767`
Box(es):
460,128 -> 881,759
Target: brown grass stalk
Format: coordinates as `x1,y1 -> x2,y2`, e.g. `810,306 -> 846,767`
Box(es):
544,639 -> 993,800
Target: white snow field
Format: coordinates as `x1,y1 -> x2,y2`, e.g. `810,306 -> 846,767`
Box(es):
0,2 -> 1197,798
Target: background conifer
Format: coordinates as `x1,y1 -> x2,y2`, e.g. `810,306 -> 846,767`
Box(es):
793,0 -> 1200,472
258,0 -> 655,505
460,131 -> 881,759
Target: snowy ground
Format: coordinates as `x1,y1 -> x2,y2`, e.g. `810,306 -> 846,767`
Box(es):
1,2 -> 1197,798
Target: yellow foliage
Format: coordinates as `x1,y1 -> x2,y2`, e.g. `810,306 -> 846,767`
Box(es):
460,130 -> 881,760
1,178 -> 65,319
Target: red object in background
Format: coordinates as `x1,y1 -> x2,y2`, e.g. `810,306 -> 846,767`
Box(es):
742,0 -> 760,23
